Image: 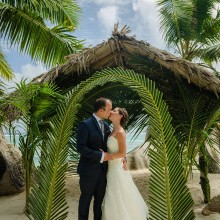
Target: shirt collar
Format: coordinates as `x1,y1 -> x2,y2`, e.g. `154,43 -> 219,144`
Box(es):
93,113 -> 102,122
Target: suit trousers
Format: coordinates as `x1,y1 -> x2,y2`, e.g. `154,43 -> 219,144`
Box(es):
78,170 -> 107,220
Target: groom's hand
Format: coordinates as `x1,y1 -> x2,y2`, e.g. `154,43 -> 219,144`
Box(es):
104,153 -> 113,161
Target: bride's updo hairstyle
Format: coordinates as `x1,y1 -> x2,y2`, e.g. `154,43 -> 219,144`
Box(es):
117,107 -> 128,128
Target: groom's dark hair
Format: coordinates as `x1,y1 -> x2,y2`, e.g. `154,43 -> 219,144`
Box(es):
94,97 -> 111,112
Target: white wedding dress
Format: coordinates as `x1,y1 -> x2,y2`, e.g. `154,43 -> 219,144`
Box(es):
102,136 -> 149,220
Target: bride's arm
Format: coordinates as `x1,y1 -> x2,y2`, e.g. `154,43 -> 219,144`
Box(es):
110,131 -> 126,159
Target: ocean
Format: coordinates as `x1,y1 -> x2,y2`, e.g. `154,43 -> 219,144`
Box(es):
4,130 -> 146,165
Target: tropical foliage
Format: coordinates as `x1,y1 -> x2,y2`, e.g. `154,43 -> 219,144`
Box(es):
157,0 -> 220,65
28,68 -> 194,220
172,80 -> 220,202
8,79 -> 64,212
129,53 -> 220,202
0,0 -> 83,78
173,82 -> 220,177
156,0 -> 220,202
0,50 -> 13,80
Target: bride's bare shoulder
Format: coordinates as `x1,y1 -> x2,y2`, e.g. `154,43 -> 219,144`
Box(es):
116,129 -> 126,138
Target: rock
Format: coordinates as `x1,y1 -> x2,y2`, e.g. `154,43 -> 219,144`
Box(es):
202,195 -> 220,216
0,132 -> 24,195
127,142 -> 149,170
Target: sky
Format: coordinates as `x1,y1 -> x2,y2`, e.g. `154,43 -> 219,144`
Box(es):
2,0 -> 220,90
2,0 -> 166,89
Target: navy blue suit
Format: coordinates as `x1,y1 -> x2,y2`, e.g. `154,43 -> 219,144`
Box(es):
77,116 -> 111,220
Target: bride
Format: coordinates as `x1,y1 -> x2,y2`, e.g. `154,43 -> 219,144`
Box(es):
101,107 -> 149,220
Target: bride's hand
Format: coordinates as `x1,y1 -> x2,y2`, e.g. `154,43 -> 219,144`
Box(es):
122,157 -> 128,170
99,149 -> 113,161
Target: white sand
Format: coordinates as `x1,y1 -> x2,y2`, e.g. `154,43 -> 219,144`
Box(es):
0,169 -> 219,220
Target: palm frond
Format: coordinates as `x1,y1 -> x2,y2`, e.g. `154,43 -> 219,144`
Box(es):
0,48 -> 14,80
101,68 -> 194,219
28,69 -> 115,219
193,105 -> 220,159
114,70 -> 194,219
28,68 -> 195,219
192,0 -> 215,34
157,0 -> 194,46
197,15 -> 220,44
1,0 -> 81,28
28,98 -> 79,219
198,43 -> 220,62
0,2 -> 83,68
172,81 -> 220,177
31,0 -> 81,28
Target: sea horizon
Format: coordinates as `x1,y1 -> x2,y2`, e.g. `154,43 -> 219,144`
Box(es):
4,130 -> 146,166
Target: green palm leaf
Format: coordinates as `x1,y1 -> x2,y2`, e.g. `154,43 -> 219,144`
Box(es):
28,68 -> 194,219
171,81 -> 220,178
197,15 -> 220,44
7,79 -> 65,212
28,94 -> 79,219
192,0 -> 215,34
156,0 -> 220,63
0,1 -> 82,68
156,0 -> 193,46
1,0 -> 80,27
199,43 -> 220,62
113,70 -> 194,219
0,48 -> 14,80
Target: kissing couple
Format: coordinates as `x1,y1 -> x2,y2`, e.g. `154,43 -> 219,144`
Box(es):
77,97 -> 148,220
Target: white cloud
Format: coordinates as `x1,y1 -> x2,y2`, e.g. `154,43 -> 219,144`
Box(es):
213,62 -> 220,72
3,63 -> 47,92
97,6 -> 119,33
0,39 -> 12,53
131,0 -> 165,49
20,63 -> 46,78
79,0 -> 128,6
94,0 -> 128,5
212,3 -> 220,18
76,0 -> 166,49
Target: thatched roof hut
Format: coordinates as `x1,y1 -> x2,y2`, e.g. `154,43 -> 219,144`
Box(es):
6,26 -> 220,171
32,26 -> 220,98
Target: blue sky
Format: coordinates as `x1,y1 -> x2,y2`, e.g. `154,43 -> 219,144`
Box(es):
2,0 -> 220,89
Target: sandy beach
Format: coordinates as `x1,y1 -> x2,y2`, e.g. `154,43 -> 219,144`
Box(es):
0,169 -> 219,220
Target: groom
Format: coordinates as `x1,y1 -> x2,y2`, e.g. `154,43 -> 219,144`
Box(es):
76,97 -> 113,220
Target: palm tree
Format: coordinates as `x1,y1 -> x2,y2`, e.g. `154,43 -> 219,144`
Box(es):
8,79 -> 64,213
156,0 -> 220,202
157,0 -> 220,64
0,0 -> 83,78
0,0 -> 82,202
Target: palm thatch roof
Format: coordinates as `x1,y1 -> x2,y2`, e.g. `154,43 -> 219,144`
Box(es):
32,25 -> 220,98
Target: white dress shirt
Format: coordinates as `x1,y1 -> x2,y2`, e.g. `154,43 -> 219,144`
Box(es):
93,113 -> 105,163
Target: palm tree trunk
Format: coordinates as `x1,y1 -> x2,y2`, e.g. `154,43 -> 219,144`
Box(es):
199,148 -> 211,203
24,161 -> 30,214
218,127 -> 220,151
24,139 -> 30,214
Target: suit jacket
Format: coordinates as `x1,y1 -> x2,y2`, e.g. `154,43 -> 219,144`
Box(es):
76,115 -> 111,176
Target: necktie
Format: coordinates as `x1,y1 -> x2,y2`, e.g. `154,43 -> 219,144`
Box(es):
99,120 -> 105,136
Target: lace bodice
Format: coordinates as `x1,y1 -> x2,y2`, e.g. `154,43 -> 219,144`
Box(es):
107,136 -> 122,167
107,136 -> 119,153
